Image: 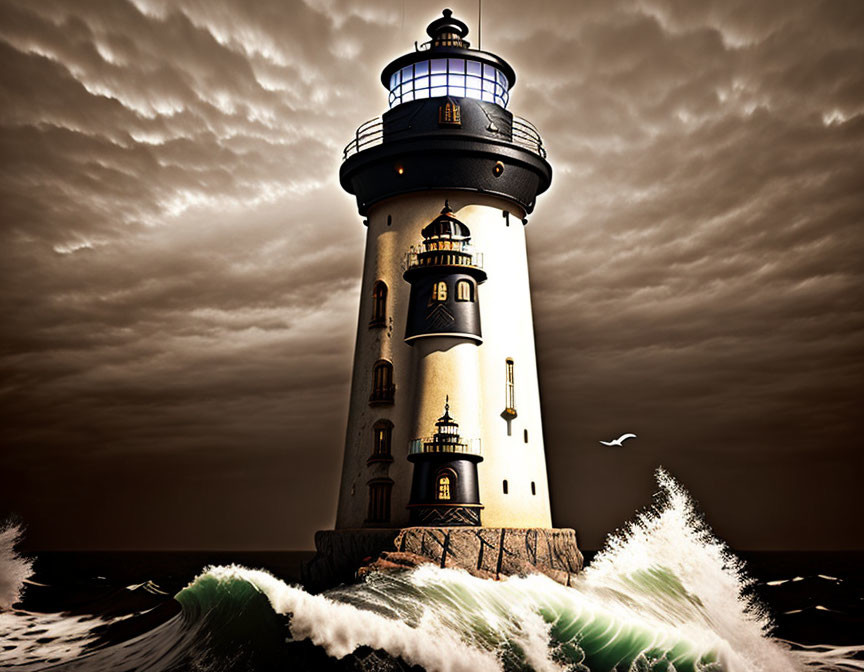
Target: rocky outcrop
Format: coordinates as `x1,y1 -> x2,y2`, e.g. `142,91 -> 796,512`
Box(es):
302,528 -> 401,592
303,527 -> 583,592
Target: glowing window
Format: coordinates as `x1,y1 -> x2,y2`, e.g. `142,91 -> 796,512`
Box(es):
439,101 -> 461,126
431,281 -> 448,302
505,359 -> 515,411
370,420 -> 393,461
456,280 -> 474,302
387,58 -> 508,108
437,474 -> 452,500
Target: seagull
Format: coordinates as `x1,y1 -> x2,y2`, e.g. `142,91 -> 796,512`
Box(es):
599,433 -> 637,447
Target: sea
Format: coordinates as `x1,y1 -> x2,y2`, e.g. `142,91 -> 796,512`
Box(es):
1,471 -> 862,671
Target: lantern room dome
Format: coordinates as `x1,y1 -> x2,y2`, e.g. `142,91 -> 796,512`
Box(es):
421,202 -> 471,241
380,8 -> 515,109
426,9 -> 469,45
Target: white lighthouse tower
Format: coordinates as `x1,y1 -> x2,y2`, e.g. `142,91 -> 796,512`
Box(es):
306,10 -> 581,588
336,8 -> 552,530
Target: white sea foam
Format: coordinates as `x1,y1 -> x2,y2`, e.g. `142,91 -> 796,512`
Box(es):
0,522 -> 32,610
197,468 -> 862,672
0,523 -> 110,669
193,564 -> 505,671
0,609 -> 108,670
5,473 -> 862,672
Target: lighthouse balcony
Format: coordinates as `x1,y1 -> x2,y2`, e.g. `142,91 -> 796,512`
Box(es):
403,247 -> 483,272
408,436 -> 482,457
342,114 -> 546,160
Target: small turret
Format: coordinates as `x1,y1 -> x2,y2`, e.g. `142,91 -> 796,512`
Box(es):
426,8 -> 469,48
407,397 -> 483,526
403,202 -> 487,344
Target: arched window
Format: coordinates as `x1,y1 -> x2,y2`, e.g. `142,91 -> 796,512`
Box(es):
369,420 -> 393,463
431,280 -> 447,302
370,360 -> 394,405
370,281 -> 387,327
456,279 -> 474,302
438,100 -> 462,126
436,470 -> 455,501
367,478 -> 393,525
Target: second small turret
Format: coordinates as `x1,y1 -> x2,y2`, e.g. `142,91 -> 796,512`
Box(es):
403,202 -> 487,343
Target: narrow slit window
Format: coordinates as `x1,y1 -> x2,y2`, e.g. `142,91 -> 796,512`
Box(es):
523,429 -> 528,443
502,479 -> 509,494
505,359 -> 515,412
531,481 -> 536,496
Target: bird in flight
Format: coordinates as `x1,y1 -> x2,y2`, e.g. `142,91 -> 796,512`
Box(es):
600,433 -> 637,447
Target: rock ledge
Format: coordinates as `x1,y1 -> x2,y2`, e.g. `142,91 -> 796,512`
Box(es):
303,527 -> 583,592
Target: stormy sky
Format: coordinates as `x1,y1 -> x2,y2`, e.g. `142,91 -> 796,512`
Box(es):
1,0 -> 862,551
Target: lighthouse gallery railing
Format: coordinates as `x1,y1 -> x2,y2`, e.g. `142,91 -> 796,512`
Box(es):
402,245 -> 484,273
408,437 -> 482,456
343,116 -> 546,160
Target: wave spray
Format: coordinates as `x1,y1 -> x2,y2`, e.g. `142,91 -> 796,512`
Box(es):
2,472 -> 862,671
0,522 -> 32,611
173,469 -> 862,671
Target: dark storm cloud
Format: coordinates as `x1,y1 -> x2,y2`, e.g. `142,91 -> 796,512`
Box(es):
494,0 -> 864,548
0,0 -> 394,548
0,0 -> 861,550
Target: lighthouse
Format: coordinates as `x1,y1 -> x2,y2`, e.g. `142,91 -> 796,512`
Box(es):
306,9 -> 581,588
336,6 -> 552,529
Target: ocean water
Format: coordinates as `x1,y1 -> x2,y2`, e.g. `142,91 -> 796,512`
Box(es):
1,471 -> 862,671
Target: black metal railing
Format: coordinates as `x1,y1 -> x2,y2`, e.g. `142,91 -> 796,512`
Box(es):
408,436 -> 482,456
403,246 -> 483,272
342,115 -> 546,160
415,38 -> 471,50
511,117 -> 546,158
343,117 -> 384,159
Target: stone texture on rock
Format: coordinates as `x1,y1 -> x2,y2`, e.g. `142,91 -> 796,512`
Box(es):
394,527 -> 583,585
303,527 -> 583,591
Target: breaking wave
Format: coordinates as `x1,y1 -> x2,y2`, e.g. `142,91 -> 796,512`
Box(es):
1,471 -> 862,671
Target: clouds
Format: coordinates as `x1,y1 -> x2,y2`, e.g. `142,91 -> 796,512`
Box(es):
515,0 -> 864,548
0,0 -> 862,550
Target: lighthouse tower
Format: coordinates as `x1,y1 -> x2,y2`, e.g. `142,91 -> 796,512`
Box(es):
334,8 -> 554,533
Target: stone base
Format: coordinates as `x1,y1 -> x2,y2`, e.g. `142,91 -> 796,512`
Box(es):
302,526 -> 583,592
